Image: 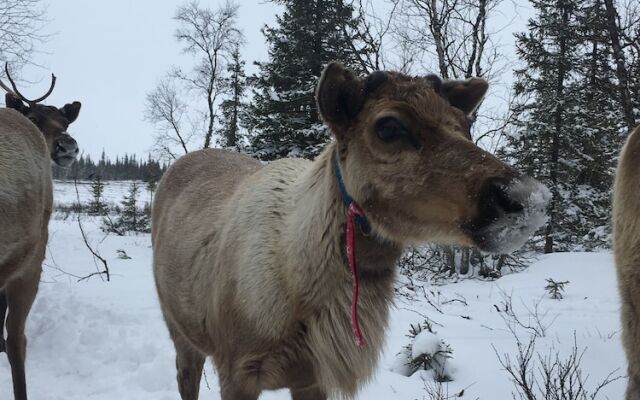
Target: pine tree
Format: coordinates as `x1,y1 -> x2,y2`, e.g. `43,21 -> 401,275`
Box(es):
568,0 -> 626,249
88,174 -> 107,216
219,45 -> 247,149
244,0 -> 366,160
113,182 -> 150,233
502,0 -> 628,252
501,0 -> 584,253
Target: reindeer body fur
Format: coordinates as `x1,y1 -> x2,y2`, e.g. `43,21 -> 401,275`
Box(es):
614,126 -> 640,400
153,63 -> 550,400
0,108 -> 51,285
153,145 -> 401,398
0,108 -> 52,400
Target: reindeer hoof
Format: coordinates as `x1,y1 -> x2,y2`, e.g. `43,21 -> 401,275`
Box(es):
0,337 -> 5,353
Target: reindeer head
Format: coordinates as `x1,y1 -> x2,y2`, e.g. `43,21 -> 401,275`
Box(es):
317,62 -> 549,254
1,64 -> 81,167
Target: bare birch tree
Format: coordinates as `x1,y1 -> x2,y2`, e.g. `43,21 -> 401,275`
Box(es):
343,0 -> 402,73
145,1 -> 243,160
0,0 -> 48,70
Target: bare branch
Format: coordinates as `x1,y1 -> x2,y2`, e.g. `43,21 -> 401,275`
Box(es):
0,0 -> 49,69
72,164 -> 110,282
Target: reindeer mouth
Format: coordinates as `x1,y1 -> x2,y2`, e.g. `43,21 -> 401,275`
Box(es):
468,177 -> 550,254
53,154 -> 77,167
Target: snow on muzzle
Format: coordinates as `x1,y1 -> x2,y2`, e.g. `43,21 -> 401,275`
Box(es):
468,176 -> 550,254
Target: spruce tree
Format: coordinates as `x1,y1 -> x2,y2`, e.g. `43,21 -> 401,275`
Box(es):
502,0 -> 629,252
88,174 -> 107,216
220,45 -> 247,149
114,182 -> 150,233
568,0 -> 627,249
501,0 -> 584,253
244,0 -> 366,160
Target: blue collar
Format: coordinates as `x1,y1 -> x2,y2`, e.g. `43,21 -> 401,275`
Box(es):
334,154 -> 372,235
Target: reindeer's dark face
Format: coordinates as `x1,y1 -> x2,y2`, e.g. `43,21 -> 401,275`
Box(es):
5,93 -> 81,167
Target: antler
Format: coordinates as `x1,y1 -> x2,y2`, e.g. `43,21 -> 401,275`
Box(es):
0,63 -> 57,105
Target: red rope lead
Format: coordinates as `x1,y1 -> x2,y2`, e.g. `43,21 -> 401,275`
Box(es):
346,202 -> 366,349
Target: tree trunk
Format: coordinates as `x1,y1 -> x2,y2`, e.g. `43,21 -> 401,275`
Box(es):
603,0 -> 636,131
444,246 -> 456,276
545,2 -> 570,254
429,0 -> 449,79
459,248 -> 470,275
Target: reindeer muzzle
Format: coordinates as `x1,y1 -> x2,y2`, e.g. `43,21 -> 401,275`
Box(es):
53,133 -> 79,167
468,176 -> 550,254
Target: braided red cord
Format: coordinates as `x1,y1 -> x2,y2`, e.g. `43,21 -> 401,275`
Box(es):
346,202 -> 366,349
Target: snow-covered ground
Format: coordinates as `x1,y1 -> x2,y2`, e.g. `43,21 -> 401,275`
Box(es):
53,180 -> 154,209
0,181 -> 627,399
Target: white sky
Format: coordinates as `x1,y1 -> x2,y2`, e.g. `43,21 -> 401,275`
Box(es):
16,0 -> 532,159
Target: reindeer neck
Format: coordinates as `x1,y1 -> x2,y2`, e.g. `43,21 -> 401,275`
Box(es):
283,143 -> 402,306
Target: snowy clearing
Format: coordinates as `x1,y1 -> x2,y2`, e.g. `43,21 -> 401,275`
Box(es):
0,181 -> 627,399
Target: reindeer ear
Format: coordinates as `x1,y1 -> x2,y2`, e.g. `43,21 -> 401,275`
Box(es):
316,62 -> 365,134
441,78 -> 488,116
61,101 -> 81,123
5,93 -> 27,114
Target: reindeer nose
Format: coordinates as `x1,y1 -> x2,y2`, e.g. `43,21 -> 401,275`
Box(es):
485,180 -> 525,215
56,136 -> 78,155
469,175 -> 550,254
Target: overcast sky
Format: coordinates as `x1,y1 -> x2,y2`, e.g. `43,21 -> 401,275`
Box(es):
17,0 -> 532,159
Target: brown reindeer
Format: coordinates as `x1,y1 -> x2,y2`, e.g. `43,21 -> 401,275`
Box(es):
152,62 -> 549,400
614,125 -> 640,400
0,64 -> 81,400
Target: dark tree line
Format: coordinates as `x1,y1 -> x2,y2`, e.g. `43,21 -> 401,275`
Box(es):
52,152 -> 167,182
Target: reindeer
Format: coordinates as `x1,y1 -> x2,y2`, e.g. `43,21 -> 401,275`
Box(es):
614,125 -> 640,400
0,64 -> 81,400
152,62 -> 549,400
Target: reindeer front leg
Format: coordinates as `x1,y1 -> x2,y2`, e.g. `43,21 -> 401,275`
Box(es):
5,266 -> 40,400
619,278 -> 640,400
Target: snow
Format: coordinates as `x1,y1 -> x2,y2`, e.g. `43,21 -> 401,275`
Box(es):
0,181 -> 627,399
53,180 -> 154,208
411,331 -> 442,360
485,177 -> 551,254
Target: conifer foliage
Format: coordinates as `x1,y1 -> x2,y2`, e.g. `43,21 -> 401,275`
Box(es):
244,0 -> 366,160
103,182 -> 150,234
501,0 -> 632,252
88,174 -> 107,216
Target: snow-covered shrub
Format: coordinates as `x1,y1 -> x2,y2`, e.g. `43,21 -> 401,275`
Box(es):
391,321 -> 454,382
544,278 -> 569,299
398,245 -> 532,286
116,249 -> 131,260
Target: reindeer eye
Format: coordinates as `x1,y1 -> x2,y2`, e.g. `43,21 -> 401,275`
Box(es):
375,117 -> 406,142
374,117 -> 421,149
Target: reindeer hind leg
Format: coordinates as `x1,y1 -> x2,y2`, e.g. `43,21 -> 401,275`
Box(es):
0,289 -> 7,353
5,268 -> 40,400
168,326 -> 206,400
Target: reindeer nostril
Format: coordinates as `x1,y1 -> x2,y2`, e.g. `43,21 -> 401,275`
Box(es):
491,183 -> 524,214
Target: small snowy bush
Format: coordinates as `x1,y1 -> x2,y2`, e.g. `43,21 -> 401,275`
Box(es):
391,321 -> 454,382
545,278 -> 569,299
116,249 -> 131,260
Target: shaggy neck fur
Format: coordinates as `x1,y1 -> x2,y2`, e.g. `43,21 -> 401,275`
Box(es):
283,142 -> 402,397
